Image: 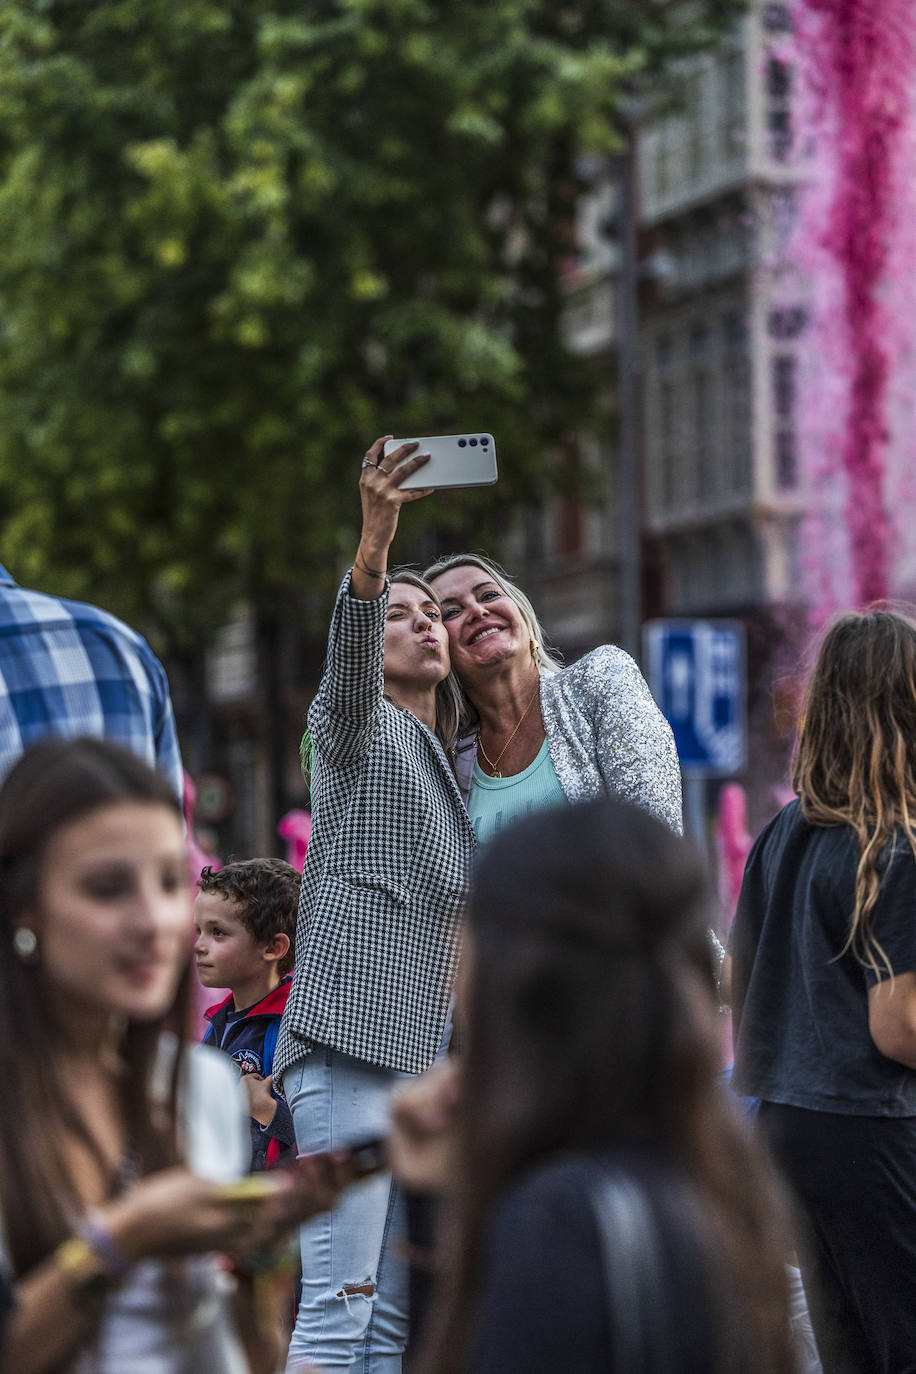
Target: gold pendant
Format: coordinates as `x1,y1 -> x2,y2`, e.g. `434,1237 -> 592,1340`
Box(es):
492,769 -> 501,779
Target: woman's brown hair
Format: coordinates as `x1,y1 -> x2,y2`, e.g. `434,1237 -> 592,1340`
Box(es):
301,568 -> 466,776
419,799 -> 794,1374
388,568 -> 465,758
0,737 -> 188,1277
792,609 -> 916,977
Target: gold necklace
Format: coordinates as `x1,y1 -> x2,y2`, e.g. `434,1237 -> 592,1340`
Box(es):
477,684 -> 540,778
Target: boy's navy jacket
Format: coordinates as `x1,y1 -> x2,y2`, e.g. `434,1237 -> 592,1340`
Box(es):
202,975 -> 296,1170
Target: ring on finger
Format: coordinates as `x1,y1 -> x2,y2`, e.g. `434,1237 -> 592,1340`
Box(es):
361,458 -> 381,469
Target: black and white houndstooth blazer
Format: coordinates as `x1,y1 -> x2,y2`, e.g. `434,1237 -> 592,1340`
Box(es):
273,572 -> 476,1085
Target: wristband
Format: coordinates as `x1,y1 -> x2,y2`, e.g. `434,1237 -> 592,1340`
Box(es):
55,1237 -> 112,1304
54,1210 -> 132,1305
78,1211 -> 131,1280
355,558 -> 385,580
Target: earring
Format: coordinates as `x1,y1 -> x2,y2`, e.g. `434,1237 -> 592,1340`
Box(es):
12,926 -> 38,964
531,638 -> 541,665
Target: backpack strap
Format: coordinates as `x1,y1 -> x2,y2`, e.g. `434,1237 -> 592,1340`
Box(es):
591,1173 -> 665,1374
262,1018 -> 280,1077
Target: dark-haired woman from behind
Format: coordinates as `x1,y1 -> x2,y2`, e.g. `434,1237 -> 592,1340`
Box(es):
731,609 -> 916,1374
390,798 -> 795,1374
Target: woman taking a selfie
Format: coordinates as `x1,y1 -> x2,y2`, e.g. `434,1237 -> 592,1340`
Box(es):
275,437 -> 476,1373
390,798 -> 794,1374
424,553 -> 682,840
0,737 -> 348,1374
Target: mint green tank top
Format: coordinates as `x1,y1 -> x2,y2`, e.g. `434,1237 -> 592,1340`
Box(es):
469,738 -> 567,847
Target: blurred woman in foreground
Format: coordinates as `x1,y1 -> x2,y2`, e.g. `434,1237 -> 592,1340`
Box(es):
391,798 -> 795,1374
0,738 -> 352,1374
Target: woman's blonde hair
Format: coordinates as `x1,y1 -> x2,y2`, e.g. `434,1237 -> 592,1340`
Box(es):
423,553 -> 563,735
792,608 -> 916,977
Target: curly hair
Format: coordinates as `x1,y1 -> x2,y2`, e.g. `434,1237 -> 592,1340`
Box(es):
793,608 -> 916,977
198,858 -> 299,978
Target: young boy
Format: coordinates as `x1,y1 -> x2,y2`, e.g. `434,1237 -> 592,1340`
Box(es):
194,858 -> 300,1170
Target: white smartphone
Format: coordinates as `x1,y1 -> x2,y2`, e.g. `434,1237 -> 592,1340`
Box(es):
383,434 -> 498,489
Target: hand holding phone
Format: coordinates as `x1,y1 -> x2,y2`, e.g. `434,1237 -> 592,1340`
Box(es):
383,434 -> 497,489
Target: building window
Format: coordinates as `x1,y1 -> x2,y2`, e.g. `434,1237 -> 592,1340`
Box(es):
690,325 -> 713,501
767,305 -> 807,340
772,353 -> 798,488
764,50 -> 795,163
775,430 -> 797,489
768,106 -> 793,162
722,313 -> 751,495
657,123 -> 673,199
718,47 -> 746,162
762,3 -> 794,34
684,71 -> 705,182
773,354 -> 796,418
660,378 -> 679,511
555,445 -> 583,556
693,369 -> 714,500
766,56 -> 792,100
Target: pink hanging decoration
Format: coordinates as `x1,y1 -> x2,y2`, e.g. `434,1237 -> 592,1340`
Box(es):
278,808 -> 312,872
715,782 -> 752,929
791,0 -> 916,622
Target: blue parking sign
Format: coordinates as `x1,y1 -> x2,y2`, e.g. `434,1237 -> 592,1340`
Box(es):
644,621 -> 746,775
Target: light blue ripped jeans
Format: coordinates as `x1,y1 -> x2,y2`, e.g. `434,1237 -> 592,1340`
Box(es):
282,1046 -> 410,1373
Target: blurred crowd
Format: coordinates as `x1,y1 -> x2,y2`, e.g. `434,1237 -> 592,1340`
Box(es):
0,443 -> 913,1374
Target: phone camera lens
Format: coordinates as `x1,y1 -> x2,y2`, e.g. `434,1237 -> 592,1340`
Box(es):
469,438 -> 478,446
458,439 -> 467,448
481,437 -> 489,446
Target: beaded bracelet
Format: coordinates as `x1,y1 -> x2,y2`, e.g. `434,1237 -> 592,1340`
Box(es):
55,1215 -> 130,1306
78,1211 -> 131,1280
355,558 -> 385,580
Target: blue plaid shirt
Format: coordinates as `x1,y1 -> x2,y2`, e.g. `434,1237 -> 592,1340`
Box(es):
0,563 -> 183,796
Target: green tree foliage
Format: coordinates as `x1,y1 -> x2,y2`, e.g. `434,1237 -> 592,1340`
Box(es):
0,0 -> 737,637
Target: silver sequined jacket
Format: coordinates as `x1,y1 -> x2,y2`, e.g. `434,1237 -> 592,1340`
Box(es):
457,646 -> 683,834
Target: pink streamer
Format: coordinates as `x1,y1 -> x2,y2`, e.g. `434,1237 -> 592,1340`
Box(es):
278,808 -> 312,872
791,1 -> 916,622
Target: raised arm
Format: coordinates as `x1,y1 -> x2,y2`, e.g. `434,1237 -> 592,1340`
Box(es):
308,437 -> 432,767
351,436 -> 430,600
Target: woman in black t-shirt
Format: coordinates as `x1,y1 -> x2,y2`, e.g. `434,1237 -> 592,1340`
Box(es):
731,609 -> 916,1374
390,798 -> 795,1374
